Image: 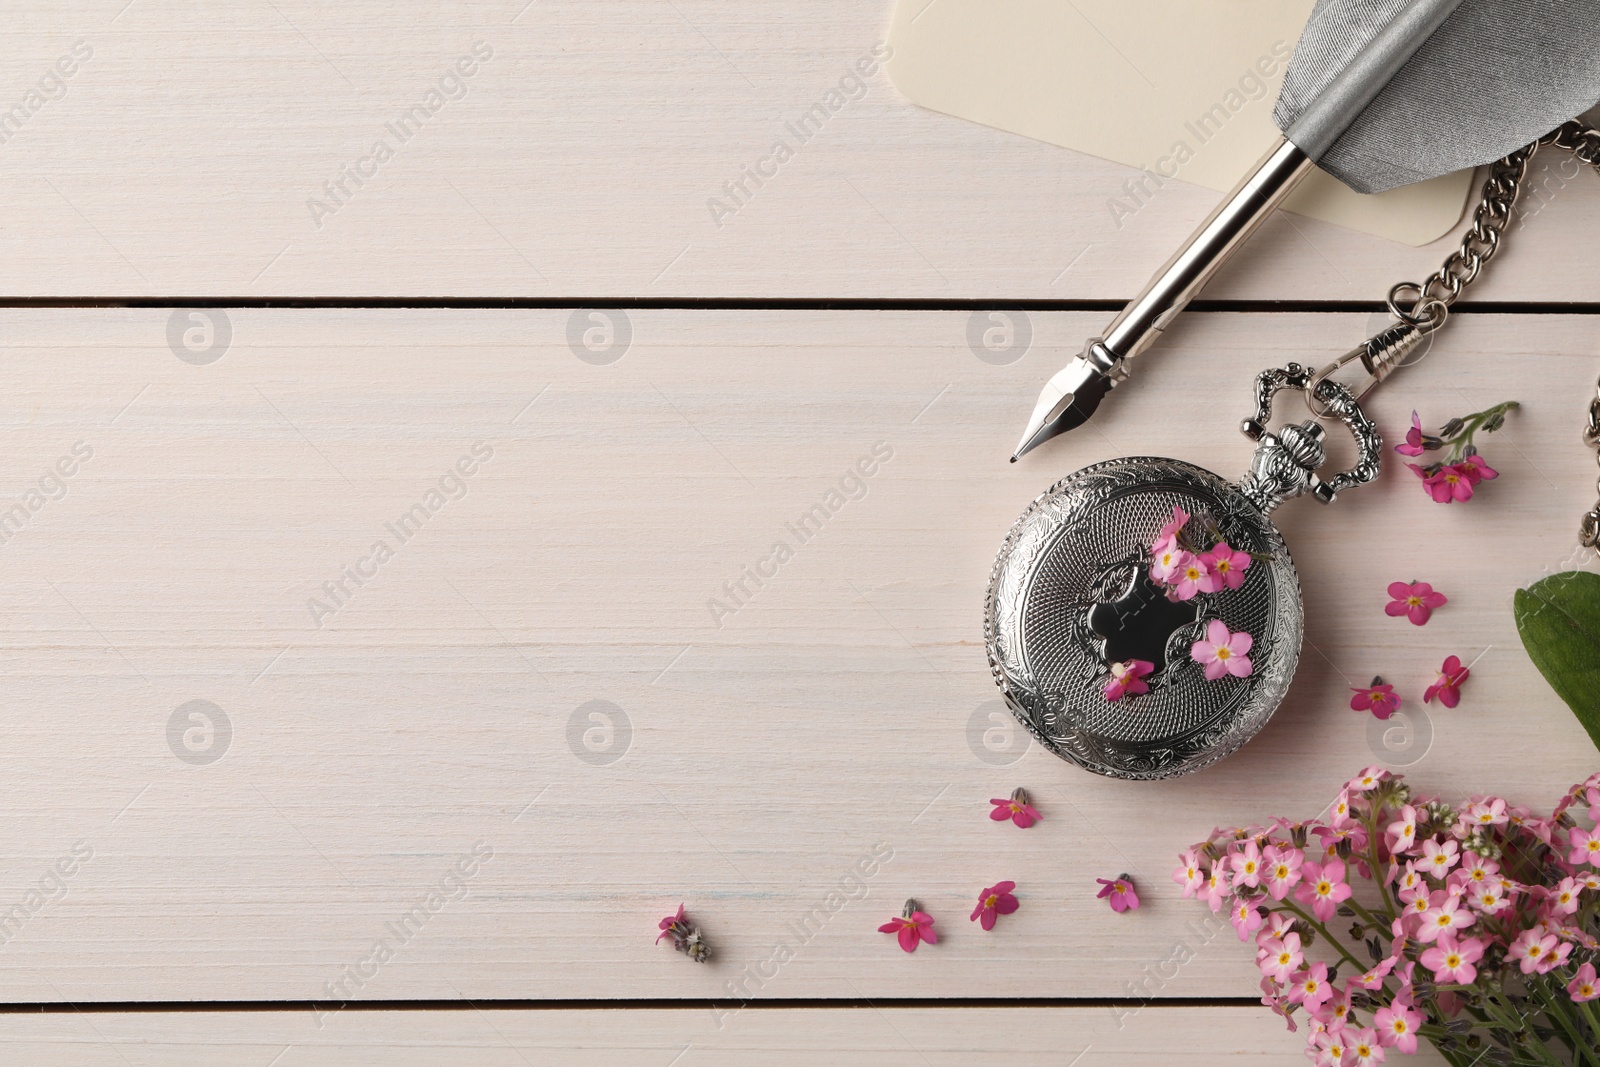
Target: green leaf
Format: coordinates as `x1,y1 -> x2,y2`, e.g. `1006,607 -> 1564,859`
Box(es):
1514,571 -> 1600,752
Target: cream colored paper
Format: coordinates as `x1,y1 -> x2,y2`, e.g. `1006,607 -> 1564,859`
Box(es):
886,0 -> 1473,245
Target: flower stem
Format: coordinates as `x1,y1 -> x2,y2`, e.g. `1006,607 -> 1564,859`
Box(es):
1582,998 -> 1600,1050
1531,976 -> 1600,1067
1279,900 -> 1364,973
1476,985 -> 1570,1067
1364,812 -> 1397,917
1441,400 -> 1518,463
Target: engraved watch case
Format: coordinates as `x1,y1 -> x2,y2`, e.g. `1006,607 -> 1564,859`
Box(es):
984,365 -> 1381,781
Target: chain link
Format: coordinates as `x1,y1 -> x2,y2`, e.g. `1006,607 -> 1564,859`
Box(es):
1384,122 -> 1600,548
1542,123 -> 1600,547
1385,148 -> 1534,331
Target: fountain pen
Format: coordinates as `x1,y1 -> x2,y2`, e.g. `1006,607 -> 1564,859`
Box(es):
1011,0 -> 1462,462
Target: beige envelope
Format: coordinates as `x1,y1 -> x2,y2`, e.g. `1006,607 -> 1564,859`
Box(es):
886,0 -> 1473,245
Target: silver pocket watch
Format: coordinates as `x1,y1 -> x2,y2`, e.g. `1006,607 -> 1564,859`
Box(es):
984,365 -> 1381,781
985,129 -> 1600,781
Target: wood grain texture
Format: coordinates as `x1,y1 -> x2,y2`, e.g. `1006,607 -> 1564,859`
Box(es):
0,1006 -> 1446,1065
0,308 -> 1593,1006
0,1 -> 1596,300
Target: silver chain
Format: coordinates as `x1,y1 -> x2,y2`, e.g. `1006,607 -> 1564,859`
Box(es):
1383,122 -> 1600,548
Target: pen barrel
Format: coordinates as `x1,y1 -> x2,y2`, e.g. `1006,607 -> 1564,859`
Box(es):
1099,138 -> 1314,366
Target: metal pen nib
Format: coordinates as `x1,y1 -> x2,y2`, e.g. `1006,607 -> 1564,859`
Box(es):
1011,356 -> 1112,462
1010,138 -> 1313,462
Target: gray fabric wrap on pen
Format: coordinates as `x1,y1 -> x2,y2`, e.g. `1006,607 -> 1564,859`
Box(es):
1274,0 -> 1600,194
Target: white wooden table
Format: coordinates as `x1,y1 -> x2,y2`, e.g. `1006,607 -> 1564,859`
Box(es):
2,3 -> 1597,1063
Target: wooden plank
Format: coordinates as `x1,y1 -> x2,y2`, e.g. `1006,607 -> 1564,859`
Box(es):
0,2 -> 1594,300
0,308 -> 1592,1003
0,1005 -> 1441,1065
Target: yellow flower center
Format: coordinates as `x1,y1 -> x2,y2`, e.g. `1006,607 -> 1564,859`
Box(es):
1216,647 -> 1231,660
1407,596 -> 1421,606
1317,881 -> 1332,896
985,895 -> 998,907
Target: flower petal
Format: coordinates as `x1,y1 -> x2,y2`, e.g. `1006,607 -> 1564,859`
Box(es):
898,925 -> 918,952
980,909 -> 996,931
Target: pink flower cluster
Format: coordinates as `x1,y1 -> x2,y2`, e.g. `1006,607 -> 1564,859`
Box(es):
1404,454 -> 1497,504
1395,406 -> 1514,505
1149,506 -> 1252,600
1176,767 -> 1600,1063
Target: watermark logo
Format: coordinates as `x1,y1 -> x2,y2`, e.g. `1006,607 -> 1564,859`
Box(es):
711,842 -> 893,1030
705,43 -> 892,229
0,39 -> 93,149
167,309 -> 231,365
1107,42 -> 1290,229
167,699 -> 231,765
566,309 -> 631,365
1366,705 -> 1433,768
567,699 -> 631,765
306,43 -> 495,230
966,311 -> 1031,366
706,442 -> 894,629
311,841 -> 493,1027
967,699 -> 1031,766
